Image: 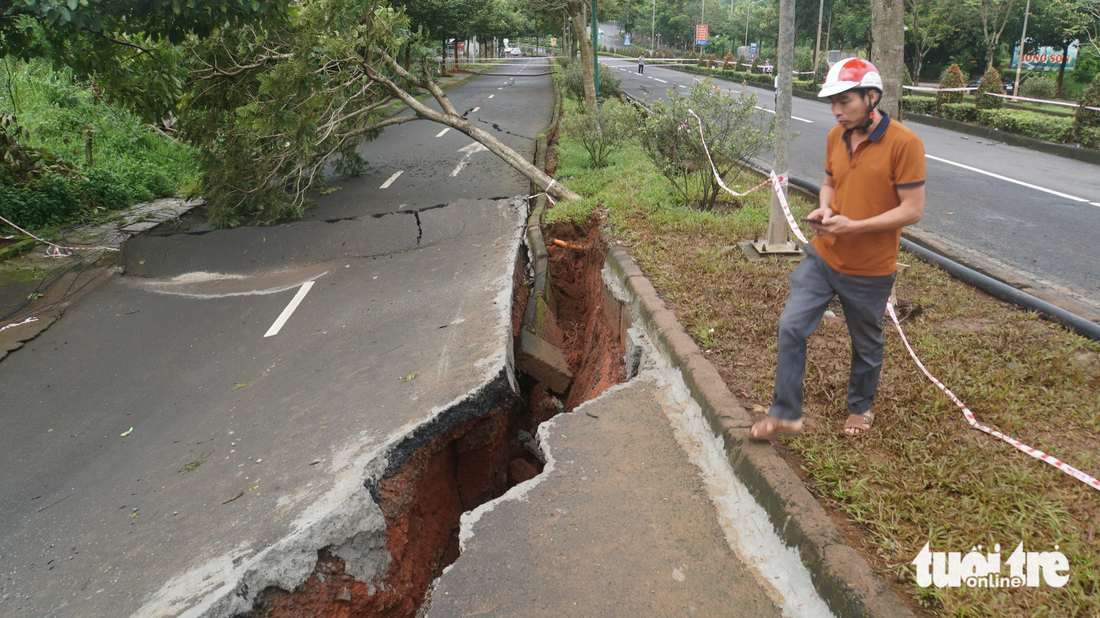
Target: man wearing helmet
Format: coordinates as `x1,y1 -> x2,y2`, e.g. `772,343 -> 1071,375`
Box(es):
751,57 -> 926,439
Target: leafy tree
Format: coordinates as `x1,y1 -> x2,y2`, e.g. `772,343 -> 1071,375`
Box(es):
0,1 -> 294,121
969,0 -> 1021,70
905,0 -> 955,81
1029,0 -> 1093,97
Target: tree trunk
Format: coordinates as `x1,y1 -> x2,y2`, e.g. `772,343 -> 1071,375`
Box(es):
870,0 -> 905,119
1056,39 -> 1070,99
567,3 -> 598,110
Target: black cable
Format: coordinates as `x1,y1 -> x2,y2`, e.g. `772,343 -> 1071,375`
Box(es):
0,256 -> 85,322
2,252 -> 110,325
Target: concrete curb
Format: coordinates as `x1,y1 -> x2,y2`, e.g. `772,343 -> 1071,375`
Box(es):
0,237 -> 36,262
601,246 -> 913,618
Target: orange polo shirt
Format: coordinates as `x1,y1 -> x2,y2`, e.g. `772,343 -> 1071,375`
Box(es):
812,113 -> 926,277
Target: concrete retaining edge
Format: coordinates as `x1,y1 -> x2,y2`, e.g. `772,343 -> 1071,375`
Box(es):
0,237 -> 36,262
601,245 -> 913,618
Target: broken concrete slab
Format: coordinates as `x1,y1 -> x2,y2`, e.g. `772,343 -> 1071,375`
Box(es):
428,377 -> 791,618
516,330 -> 572,394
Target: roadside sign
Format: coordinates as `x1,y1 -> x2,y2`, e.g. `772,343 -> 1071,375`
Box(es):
696,24 -> 708,46
551,37 -> 557,47
750,42 -> 757,57
624,33 -> 631,46
1012,41 -> 1078,72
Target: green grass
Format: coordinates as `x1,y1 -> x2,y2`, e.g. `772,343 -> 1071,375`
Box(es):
550,101 -> 1100,617
1,58 -> 199,233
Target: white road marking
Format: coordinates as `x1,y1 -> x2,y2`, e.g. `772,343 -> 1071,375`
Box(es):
488,94 -> 495,98
753,105 -> 813,123
435,128 -> 450,137
654,78 -> 667,83
379,170 -> 403,189
451,142 -> 489,177
497,87 -> 503,90
264,281 -> 314,338
471,106 -> 480,113
925,154 -> 1098,206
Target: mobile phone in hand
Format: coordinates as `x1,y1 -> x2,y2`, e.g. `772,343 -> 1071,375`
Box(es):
801,217 -> 823,225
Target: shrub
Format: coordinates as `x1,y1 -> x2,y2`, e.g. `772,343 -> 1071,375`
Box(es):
709,53 -> 718,68
698,52 -> 706,67
814,57 -> 829,85
559,62 -> 622,105
1079,126 -> 1100,150
1071,54 -> 1098,85
979,109 -> 1075,143
0,174 -> 84,229
938,103 -> 979,123
975,66 -> 1006,110
902,65 -> 913,87
639,79 -> 773,210
903,96 -> 937,114
1073,72 -> 1100,142
561,99 -> 637,168
736,54 -> 747,72
937,63 -> 966,108
1021,74 -> 1056,100
749,56 -> 759,74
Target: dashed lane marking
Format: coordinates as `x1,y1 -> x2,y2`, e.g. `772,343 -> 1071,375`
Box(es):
435,128 -> 450,138
655,78 -> 667,83
471,106 -> 480,113
488,94 -> 495,98
379,170 -> 403,189
264,281 -> 314,338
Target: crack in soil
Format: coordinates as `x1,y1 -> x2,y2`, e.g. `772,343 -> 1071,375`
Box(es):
242,219 -> 626,618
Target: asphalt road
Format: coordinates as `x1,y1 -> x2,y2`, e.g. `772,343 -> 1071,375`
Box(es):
0,60 -> 552,617
600,55 -> 1100,319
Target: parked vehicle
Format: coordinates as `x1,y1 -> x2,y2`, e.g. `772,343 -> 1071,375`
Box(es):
967,74 -> 1026,95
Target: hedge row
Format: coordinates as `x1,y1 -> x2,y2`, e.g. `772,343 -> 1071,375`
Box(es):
661,63 -> 814,92
902,97 -> 1093,148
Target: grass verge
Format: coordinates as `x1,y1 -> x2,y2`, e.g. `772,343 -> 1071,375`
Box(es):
549,100 -> 1100,616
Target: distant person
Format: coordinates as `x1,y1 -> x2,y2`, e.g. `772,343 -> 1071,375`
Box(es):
750,58 -> 926,440
638,54 -> 645,74
762,59 -> 772,74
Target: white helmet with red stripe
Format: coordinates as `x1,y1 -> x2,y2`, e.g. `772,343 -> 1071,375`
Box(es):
818,58 -> 883,98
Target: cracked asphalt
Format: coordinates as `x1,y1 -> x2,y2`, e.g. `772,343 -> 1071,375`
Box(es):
0,59 -> 553,617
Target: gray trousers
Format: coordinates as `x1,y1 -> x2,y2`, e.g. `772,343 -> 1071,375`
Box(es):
769,245 -> 896,421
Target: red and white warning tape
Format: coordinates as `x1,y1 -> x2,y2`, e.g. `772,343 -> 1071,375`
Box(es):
885,300 -> 1100,492
689,106 -> 1099,491
686,109 -> 808,244
0,214 -> 119,257
0,316 -> 39,333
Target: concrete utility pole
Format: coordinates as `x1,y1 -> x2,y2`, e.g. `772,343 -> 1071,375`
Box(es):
752,0 -> 799,255
1013,0 -> 1031,100
592,0 -> 599,101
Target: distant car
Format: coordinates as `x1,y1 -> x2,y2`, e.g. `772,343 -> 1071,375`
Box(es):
508,47 -> 523,57
967,74 -> 1025,95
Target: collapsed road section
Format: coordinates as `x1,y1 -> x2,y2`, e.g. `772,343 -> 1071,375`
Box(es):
0,198 -> 532,616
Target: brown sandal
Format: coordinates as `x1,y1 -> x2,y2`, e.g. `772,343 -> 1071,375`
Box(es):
750,416 -> 803,440
843,411 -> 875,436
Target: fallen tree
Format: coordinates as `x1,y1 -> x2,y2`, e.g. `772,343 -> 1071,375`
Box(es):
182,0 -> 579,225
